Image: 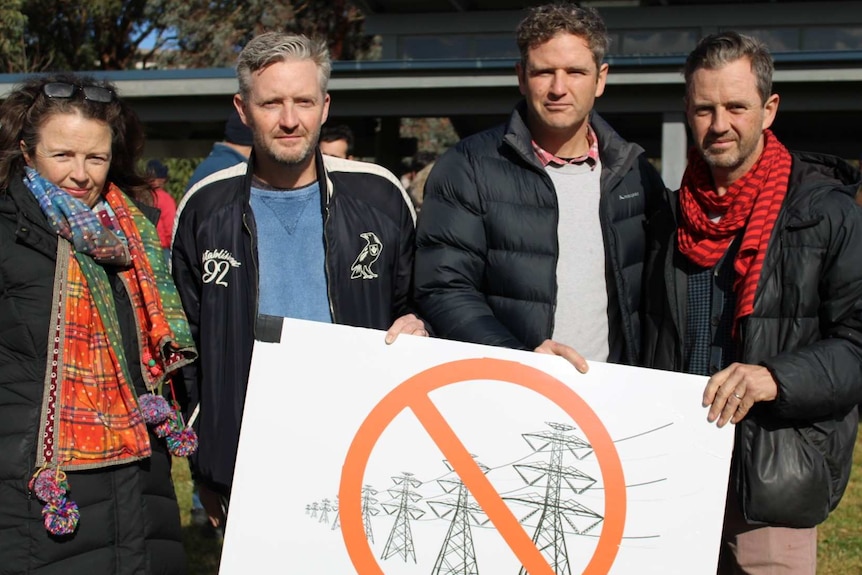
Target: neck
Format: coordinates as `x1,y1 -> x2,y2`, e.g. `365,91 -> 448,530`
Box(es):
253,152 -> 318,189
530,119 -> 591,159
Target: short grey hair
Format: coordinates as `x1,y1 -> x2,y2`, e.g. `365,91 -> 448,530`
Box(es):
236,32 -> 332,98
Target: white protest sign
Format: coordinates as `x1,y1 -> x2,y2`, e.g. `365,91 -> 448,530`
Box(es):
219,319 -> 734,575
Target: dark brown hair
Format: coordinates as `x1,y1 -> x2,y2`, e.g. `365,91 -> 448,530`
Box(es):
516,2 -> 610,70
683,31 -> 774,105
0,72 -> 150,203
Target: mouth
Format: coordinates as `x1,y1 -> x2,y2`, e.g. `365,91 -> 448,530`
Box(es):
63,187 -> 91,198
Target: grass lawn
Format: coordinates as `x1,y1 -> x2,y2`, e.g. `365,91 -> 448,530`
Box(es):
173,431 -> 862,574
818,429 -> 862,574
172,459 -> 222,575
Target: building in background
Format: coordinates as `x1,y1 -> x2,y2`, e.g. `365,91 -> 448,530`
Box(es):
2,1 -> 860,186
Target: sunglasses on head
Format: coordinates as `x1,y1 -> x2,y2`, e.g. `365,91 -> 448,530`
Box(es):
42,82 -> 114,103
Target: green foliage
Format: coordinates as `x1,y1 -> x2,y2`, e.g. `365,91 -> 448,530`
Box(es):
153,0 -> 373,68
163,157 -> 202,203
818,430 -> 862,574
0,1 -> 372,73
0,0 -> 28,73
20,0 -> 161,71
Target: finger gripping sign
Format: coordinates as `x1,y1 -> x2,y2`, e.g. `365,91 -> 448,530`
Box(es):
340,358 -> 626,575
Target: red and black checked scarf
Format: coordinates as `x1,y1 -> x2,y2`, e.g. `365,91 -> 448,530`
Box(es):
677,129 -> 792,328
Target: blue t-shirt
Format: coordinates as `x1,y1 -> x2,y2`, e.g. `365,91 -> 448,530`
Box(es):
249,181 -> 332,323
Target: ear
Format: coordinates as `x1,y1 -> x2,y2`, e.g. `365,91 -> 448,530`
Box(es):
516,61 -> 527,97
233,93 -> 250,128
595,62 -> 609,98
321,93 -> 331,126
762,93 -> 779,131
19,140 -> 33,167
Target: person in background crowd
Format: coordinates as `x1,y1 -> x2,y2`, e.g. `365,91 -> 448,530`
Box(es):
184,108 -> 253,192
407,160 -> 435,212
641,31 -> 862,574
400,150 -> 436,189
319,123 -> 355,159
0,73 -> 196,574
414,2 -> 666,370
146,158 -> 177,264
171,32 -> 425,532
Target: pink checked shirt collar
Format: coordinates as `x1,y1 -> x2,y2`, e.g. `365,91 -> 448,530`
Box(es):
532,124 -> 599,170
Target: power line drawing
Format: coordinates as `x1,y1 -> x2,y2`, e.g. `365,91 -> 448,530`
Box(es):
361,484 -> 380,543
318,498 -> 333,525
331,496 -> 340,530
504,422 -> 604,575
428,457 -> 490,575
309,501 -> 319,519
381,472 -> 425,563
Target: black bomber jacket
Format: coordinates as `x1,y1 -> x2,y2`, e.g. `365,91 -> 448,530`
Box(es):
171,150 -> 416,493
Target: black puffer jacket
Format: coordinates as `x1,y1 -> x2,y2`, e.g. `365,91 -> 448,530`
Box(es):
0,178 -> 186,575
414,103 -> 666,363
642,152 -> 862,524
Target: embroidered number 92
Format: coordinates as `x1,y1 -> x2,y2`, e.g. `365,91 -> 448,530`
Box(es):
202,259 -> 231,287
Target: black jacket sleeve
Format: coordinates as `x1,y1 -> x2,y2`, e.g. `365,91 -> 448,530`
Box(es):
764,190 -> 862,419
414,147 -> 526,349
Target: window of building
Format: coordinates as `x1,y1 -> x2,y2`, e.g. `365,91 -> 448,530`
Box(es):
731,28 -> 801,52
803,26 -> 862,51
618,29 -> 699,56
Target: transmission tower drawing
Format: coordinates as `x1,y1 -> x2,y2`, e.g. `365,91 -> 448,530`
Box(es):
428,457 -> 490,575
309,501 -> 319,519
381,472 -> 425,563
318,498 -> 333,525
504,422 -> 604,575
331,496 -> 340,530
361,484 -> 380,543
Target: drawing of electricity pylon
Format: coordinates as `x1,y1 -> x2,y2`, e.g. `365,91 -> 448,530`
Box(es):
505,422 -> 604,575
309,501 -> 320,519
381,472 -> 425,562
318,498 -> 333,525
428,457 -> 490,575
331,496 -> 340,530
361,485 -> 380,543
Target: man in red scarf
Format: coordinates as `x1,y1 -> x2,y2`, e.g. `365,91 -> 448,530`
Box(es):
642,32 -> 862,574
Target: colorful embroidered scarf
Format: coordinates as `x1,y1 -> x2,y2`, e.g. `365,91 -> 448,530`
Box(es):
677,129 -> 792,328
24,168 -> 197,471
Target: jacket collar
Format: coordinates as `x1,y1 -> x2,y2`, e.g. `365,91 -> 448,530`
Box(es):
4,173 -> 59,260
502,100 -> 645,189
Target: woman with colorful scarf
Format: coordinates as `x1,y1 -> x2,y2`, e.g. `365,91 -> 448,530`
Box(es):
0,73 -> 197,574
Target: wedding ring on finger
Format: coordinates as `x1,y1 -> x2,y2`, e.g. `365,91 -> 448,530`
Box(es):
733,392 -> 743,400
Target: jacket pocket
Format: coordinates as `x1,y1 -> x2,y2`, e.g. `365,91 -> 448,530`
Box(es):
735,413 -> 853,528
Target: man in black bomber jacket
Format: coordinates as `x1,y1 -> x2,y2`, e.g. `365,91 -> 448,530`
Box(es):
414,4 -> 666,370
171,32 -> 425,530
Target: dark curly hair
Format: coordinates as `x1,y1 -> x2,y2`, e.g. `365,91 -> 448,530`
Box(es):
0,72 -> 150,203
516,3 -> 610,70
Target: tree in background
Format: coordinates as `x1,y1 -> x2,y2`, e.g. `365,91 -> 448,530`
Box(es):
20,0 -> 165,71
153,0 -> 373,67
0,0 -> 35,72
0,0 -> 373,72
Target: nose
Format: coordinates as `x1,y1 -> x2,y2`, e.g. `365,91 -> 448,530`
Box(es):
69,158 -> 89,184
279,103 -> 299,130
711,108 -> 730,134
548,70 -> 567,97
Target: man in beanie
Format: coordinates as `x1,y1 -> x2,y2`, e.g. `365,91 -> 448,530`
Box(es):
185,108 -> 254,192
